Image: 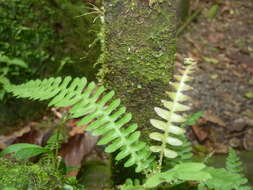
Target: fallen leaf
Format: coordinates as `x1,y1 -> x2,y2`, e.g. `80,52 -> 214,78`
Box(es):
203,111 -> 226,127
203,57 -> 219,64
210,74 -> 218,79
244,92 -> 253,99
207,4 -> 219,19
68,119 -> 88,136
60,132 -> 99,177
191,125 -> 208,142
207,33 -> 225,44
0,126 -> 31,149
14,129 -> 44,145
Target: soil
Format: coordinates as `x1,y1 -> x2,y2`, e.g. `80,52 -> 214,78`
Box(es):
177,0 -> 253,153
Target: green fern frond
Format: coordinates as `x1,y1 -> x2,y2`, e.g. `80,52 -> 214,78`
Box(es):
171,112 -> 204,166
199,167 -> 251,190
3,76 -> 154,173
174,136 -> 193,162
199,148 -> 251,190
225,147 -> 251,190
226,147 -> 244,174
149,58 -> 196,163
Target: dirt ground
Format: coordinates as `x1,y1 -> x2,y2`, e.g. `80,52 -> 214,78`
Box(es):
177,0 -> 253,154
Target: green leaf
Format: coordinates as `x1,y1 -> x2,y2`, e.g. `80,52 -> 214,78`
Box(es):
3,187 -> 18,190
0,76 -> 10,85
203,57 -> 219,64
245,92 -> 253,99
0,143 -> 48,159
9,58 -> 28,68
144,172 -> 172,188
16,147 -> 48,159
207,4 -> 219,19
144,162 -> 211,188
183,111 -> 204,127
120,179 -> 143,190
0,89 -> 6,101
0,55 -> 28,68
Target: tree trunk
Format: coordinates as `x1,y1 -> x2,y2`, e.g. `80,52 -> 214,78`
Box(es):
98,0 -> 177,184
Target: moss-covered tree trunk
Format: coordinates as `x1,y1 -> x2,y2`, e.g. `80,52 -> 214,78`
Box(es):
99,0 -> 176,183
100,0 -> 176,138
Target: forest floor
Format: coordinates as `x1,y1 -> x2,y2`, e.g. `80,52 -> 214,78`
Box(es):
177,0 -> 253,155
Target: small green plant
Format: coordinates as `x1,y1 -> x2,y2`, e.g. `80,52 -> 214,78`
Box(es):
197,147 -> 251,190
0,58 -> 251,189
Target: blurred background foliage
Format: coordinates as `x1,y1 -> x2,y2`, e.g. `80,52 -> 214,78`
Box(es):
0,0 -> 101,129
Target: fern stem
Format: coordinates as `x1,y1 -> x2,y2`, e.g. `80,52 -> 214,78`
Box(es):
54,115 -> 68,170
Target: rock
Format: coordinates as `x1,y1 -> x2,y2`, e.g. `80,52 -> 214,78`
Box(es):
243,128 -> 253,151
228,137 -> 241,148
228,118 -> 249,132
214,143 -> 228,154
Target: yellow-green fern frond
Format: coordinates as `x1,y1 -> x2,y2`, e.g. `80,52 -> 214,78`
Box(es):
149,58 -> 197,162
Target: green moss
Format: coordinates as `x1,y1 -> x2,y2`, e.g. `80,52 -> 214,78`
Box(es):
78,160 -> 112,189
0,158 -> 63,189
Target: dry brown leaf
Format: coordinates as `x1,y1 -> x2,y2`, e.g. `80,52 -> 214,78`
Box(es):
191,125 -> 208,142
14,129 -> 44,145
207,33 -> 225,45
60,132 -> 99,176
203,111 -> 226,127
0,126 -> 31,149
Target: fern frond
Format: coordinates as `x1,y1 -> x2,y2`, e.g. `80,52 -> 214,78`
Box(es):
199,167 -> 251,190
3,76 -> 154,173
226,147 -> 243,174
149,58 -> 196,162
199,148 -> 251,190
174,136 -> 193,162
225,147 -> 251,190
170,112 -> 204,166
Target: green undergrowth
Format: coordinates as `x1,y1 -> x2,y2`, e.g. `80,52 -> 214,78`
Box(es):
0,0 -> 101,128
0,158 -> 64,190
